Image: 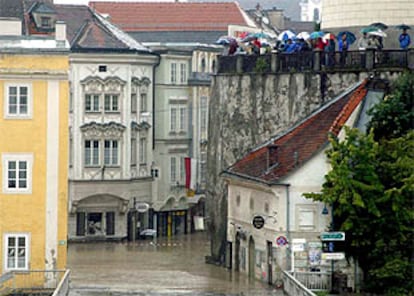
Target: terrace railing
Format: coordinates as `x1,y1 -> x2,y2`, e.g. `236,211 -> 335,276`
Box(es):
217,49 -> 413,74
0,269 -> 69,296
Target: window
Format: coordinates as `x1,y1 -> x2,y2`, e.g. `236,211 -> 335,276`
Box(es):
298,206 -> 316,230
250,198 -> 254,211
5,84 -> 31,118
180,63 -> 187,83
139,138 -> 146,164
85,94 -> 100,112
170,157 -> 176,183
41,17 -> 51,28
85,140 -> 99,166
200,152 -> 207,185
140,93 -> 147,112
200,96 -> 208,135
179,107 -> 187,131
236,194 -> 241,207
201,58 -> 206,72
131,138 -> 137,166
2,154 -> 33,194
170,107 -> 177,132
170,63 -> 177,84
104,94 -> 119,112
131,93 -> 137,113
104,140 -> 119,166
98,65 -> 107,72
264,202 -> 269,214
4,234 -> 29,271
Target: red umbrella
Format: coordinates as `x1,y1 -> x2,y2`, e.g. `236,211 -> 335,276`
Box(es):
323,33 -> 336,40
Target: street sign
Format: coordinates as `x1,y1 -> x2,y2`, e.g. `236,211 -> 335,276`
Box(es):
322,252 -> 345,260
252,215 -> 265,229
321,232 -> 345,241
292,238 -> 306,252
276,235 -> 288,246
135,202 -> 150,213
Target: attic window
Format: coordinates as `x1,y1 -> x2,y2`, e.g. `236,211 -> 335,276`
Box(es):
99,65 -> 107,72
41,17 -> 51,28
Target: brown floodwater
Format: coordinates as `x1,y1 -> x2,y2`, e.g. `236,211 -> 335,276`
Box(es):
67,232 -> 283,296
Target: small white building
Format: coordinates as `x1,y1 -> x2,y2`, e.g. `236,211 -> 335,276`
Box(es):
222,80 -> 370,285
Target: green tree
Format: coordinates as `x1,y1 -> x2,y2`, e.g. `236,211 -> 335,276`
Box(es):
305,73 -> 414,295
368,71 -> 414,141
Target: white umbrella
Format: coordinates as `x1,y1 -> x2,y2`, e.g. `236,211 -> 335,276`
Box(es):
277,30 -> 296,41
296,31 -> 310,40
367,30 -> 387,38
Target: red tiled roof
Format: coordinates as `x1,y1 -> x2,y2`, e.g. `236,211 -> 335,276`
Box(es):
89,1 -> 248,32
228,80 -> 368,183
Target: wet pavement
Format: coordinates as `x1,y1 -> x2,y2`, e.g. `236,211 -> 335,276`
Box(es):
67,232 -> 283,296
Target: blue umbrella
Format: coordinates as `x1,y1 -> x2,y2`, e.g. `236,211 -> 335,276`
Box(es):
337,31 -> 356,45
277,30 -> 296,41
215,36 -> 236,45
309,31 -> 324,39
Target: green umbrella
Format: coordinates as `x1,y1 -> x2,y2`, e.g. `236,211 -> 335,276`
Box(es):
361,26 -> 380,34
369,22 -> 388,30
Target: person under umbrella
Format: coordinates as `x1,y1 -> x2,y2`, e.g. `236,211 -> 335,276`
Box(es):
338,32 -> 349,66
399,28 -> 411,50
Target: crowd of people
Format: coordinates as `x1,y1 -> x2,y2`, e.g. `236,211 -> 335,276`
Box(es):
223,27 -> 411,58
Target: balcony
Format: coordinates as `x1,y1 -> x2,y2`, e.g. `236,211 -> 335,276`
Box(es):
188,72 -> 212,86
0,270 -> 70,296
217,49 -> 414,74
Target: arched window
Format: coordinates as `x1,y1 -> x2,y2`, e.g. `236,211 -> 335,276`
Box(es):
201,58 -> 206,72
313,8 -> 320,22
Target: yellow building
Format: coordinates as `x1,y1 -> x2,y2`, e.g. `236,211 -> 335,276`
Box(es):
0,18 -> 69,275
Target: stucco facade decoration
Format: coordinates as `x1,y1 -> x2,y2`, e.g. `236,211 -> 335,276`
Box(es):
0,20 -> 70,274
321,0 -> 414,29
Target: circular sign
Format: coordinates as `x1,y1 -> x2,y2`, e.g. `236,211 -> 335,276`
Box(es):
135,202 -> 150,213
252,215 -> 265,229
276,236 -> 288,246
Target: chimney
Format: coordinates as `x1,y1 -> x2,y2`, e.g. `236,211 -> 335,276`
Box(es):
0,18 -> 22,36
267,144 -> 278,170
55,21 -> 66,42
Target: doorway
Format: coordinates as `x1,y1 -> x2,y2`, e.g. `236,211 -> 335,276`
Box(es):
248,236 -> 255,279
87,212 -> 103,235
267,240 -> 273,285
235,233 -> 241,271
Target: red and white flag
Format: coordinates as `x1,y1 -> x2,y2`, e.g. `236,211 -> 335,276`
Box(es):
185,157 -> 197,190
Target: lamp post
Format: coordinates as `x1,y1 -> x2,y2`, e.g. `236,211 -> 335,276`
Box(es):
322,202 -> 335,292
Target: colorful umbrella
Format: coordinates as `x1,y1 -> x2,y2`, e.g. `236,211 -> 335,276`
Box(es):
361,26 -> 380,34
296,31 -> 310,40
396,24 -> 411,30
369,22 -> 388,30
323,33 -> 336,40
277,30 -> 296,41
367,30 -> 387,38
309,31 -> 325,40
337,31 -> 356,45
215,36 -> 236,45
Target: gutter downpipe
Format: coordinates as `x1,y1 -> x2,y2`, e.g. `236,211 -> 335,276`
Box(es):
152,52 -> 161,150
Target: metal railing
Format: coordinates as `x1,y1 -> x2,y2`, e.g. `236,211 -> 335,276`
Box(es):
293,271 -> 332,291
282,270 -> 317,296
0,269 -> 68,296
217,49 -> 412,74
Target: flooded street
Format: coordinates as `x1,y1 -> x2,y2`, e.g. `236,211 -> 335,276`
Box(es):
68,232 -> 282,296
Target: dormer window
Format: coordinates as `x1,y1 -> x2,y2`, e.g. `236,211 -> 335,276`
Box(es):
41,17 -> 51,28
30,2 -> 56,32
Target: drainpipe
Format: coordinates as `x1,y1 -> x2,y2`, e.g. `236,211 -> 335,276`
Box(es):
285,184 -> 291,272
152,53 -> 161,150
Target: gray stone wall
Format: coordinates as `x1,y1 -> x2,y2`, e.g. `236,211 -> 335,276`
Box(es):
206,71 -> 375,263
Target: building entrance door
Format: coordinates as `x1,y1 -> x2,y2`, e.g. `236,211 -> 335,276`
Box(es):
248,236 -> 255,278
267,240 -> 273,285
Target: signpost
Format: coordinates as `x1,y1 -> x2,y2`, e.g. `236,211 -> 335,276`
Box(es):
252,215 -> 265,229
322,252 -> 345,260
321,232 -> 345,241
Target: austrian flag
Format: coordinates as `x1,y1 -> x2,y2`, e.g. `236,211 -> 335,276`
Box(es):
184,157 -> 197,190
